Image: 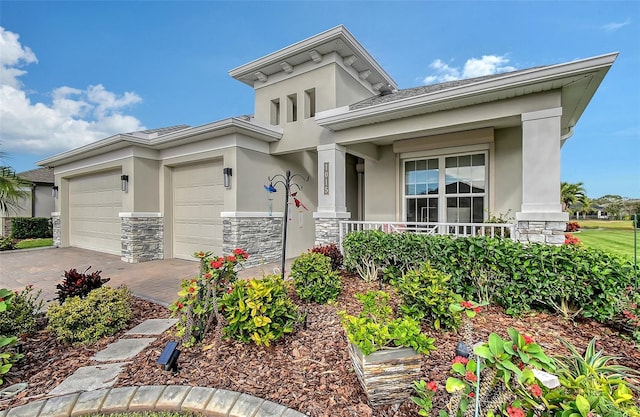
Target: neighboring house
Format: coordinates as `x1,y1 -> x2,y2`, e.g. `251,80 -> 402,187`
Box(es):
1,167 -> 55,236
37,26 -> 617,265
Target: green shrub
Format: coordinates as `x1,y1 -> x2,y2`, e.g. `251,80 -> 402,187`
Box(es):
339,290 -> 436,355
0,236 -> 13,251
394,262 -> 462,330
220,274 -> 301,346
11,217 -> 52,239
0,289 -> 24,386
310,243 -> 343,271
291,252 -> 341,304
56,266 -> 110,304
0,285 -> 43,337
46,286 -> 132,345
342,230 -> 637,323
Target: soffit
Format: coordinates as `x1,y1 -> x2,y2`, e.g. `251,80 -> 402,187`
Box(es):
317,52 -> 617,133
228,25 -> 397,93
37,118 -> 283,168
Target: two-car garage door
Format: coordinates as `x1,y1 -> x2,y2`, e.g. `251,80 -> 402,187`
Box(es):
69,170 -> 122,255
67,161 -> 223,259
172,161 -> 224,260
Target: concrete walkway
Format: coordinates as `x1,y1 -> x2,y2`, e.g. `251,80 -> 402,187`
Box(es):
0,247 -> 304,416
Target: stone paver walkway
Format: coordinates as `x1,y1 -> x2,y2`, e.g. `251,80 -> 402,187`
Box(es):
1,317 -> 307,416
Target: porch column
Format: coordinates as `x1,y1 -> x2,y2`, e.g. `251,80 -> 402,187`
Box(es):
516,107 -> 568,244
313,144 -> 350,245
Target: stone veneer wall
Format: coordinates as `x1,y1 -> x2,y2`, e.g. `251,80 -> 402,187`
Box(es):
51,213 -> 61,247
314,217 -> 343,246
223,216 -> 282,268
516,220 -> 566,245
121,216 -> 164,263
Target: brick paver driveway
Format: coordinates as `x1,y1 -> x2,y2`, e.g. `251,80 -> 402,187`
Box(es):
0,247 -> 198,306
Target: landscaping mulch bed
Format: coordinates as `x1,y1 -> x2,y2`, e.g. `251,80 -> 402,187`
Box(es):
2,273 -> 639,416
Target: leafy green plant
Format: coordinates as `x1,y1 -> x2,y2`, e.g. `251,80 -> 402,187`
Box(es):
11,217 -> 52,239
46,285 -> 132,345
411,380 -> 438,416
394,262 -> 463,330
220,274 -> 301,346
339,290 -> 436,355
0,285 -> 43,337
0,289 -> 23,386
342,230 -> 637,327
310,243 -> 343,271
0,235 -> 14,251
291,252 -> 341,304
169,249 -> 248,347
56,266 -> 110,303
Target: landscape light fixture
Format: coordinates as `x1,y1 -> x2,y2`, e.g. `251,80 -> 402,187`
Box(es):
120,175 -> 129,192
52,185 -> 59,198
223,167 -> 232,189
157,341 -> 180,373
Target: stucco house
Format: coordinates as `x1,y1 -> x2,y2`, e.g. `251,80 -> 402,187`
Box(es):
38,26 -> 616,265
1,167 -> 55,237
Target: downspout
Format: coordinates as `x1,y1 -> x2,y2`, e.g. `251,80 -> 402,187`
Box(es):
31,183 -> 36,217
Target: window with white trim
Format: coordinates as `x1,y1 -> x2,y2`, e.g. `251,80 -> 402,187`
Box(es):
404,152 -> 487,223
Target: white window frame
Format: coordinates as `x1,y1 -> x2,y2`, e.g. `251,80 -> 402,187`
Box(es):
402,149 -> 489,223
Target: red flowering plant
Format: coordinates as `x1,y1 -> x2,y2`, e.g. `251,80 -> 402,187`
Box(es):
444,328 -> 556,416
445,354 -> 482,415
411,379 -> 438,416
564,233 -> 580,245
169,248 -> 249,347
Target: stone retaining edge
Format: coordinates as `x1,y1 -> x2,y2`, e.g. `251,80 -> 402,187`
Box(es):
1,385 -> 308,417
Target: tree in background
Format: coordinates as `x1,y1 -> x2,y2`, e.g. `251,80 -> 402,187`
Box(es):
561,182 -> 588,215
0,151 -> 29,214
593,194 -> 625,220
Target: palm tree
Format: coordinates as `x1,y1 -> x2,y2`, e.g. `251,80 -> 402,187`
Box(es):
0,152 -> 29,214
561,182 -> 588,213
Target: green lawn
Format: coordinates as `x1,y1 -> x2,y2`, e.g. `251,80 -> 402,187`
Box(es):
576,220 -> 638,260
15,238 -> 53,249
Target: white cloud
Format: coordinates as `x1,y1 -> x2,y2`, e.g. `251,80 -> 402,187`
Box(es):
0,26 -> 145,156
0,27 -> 37,88
601,18 -> 631,33
423,55 -> 516,84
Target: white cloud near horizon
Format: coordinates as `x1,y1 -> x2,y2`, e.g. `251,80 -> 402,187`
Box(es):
423,55 -> 516,84
0,26 -> 145,156
601,19 -> 631,33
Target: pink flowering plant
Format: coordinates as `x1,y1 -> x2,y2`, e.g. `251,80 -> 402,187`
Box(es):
169,248 -> 249,347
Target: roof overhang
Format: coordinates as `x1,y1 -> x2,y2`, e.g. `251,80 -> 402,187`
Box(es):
37,117 -> 283,168
315,52 -> 618,134
228,25 -> 397,93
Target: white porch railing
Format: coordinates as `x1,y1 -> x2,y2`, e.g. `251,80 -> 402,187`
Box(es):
339,221 -> 516,249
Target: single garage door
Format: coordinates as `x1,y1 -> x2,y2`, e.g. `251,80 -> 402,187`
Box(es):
172,160 -> 223,260
69,170 -> 122,255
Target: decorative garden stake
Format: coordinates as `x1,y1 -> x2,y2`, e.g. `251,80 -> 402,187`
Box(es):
266,170 -> 309,280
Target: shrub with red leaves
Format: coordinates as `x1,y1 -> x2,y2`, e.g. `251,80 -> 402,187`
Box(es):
55,266 -> 110,304
310,243 -> 343,271
564,233 -> 580,245
565,222 -> 580,232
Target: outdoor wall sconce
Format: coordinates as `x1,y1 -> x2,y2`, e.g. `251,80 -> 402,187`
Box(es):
51,185 -> 59,198
120,175 -> 129,192
157,341 -> 180,373
223,167 -> 232,189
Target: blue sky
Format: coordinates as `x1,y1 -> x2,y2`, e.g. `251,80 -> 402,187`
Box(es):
1,1 -> 638,198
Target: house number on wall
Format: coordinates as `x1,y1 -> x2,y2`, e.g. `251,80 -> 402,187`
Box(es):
323,162 -> 329,195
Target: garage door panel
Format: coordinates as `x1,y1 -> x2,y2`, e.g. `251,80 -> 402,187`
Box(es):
69,170 -> 122,255
173,161 -> 223,260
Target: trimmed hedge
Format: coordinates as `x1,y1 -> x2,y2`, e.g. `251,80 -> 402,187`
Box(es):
11,217 -> 52,239
342,230 -> 638,322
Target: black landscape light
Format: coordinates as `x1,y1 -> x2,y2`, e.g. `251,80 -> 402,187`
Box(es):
157,341 -> 180,373
455,341 -> 470,358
